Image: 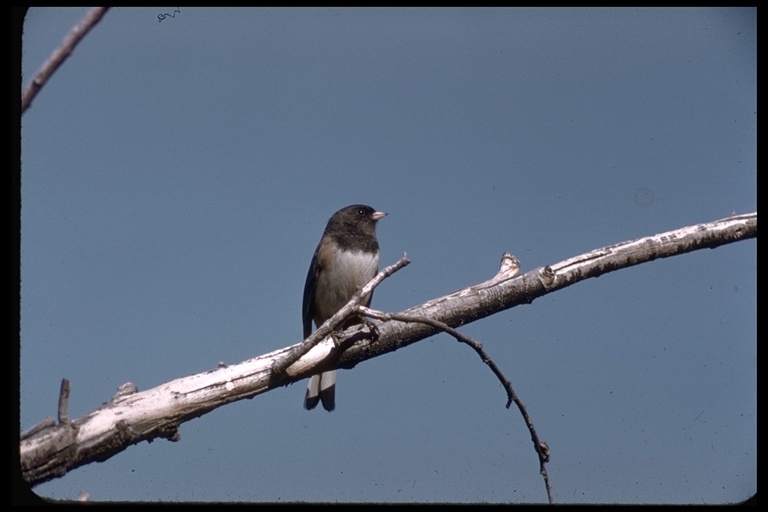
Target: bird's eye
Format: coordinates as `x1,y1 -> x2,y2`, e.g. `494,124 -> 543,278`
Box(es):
357,208 -> 365,216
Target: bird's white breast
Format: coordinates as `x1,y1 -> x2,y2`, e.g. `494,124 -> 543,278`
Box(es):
314,247 -> 379,322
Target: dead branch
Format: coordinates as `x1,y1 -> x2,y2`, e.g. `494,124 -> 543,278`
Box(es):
19,212 -> 756,489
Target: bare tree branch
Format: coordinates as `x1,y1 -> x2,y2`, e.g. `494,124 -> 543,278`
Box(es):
19,212 -> 757,488
21,7 -> 110,114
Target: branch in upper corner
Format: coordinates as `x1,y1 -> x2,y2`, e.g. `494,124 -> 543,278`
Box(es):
21,7 -> 110,114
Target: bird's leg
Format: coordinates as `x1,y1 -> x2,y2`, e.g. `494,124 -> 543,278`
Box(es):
329,329 -> 345,347
361,317 -> 380,342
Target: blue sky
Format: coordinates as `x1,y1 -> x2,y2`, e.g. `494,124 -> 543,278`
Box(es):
19,7 -> 755,504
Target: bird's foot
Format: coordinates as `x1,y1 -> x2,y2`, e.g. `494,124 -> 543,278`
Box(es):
330,330 -> 345,347
362,318 -> 380,342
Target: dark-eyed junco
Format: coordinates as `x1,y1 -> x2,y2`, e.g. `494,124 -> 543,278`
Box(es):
302,204 -> 387,411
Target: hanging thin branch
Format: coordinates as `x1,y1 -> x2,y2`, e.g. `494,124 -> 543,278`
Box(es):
359,305 -> 554,504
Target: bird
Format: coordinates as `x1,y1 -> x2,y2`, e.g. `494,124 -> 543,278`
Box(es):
302,204 -> 387,411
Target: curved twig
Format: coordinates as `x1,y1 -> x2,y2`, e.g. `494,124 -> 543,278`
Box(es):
359,306 -> 553,504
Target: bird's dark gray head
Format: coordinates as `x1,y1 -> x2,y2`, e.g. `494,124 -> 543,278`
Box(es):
325,204 -> 387,250
327,204 -> 386,231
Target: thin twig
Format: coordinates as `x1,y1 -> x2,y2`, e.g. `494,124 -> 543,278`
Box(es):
271,254 -> 410,376
359,307 -> 554,504
20,418 -> 56,441
21,7 -> 110,113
